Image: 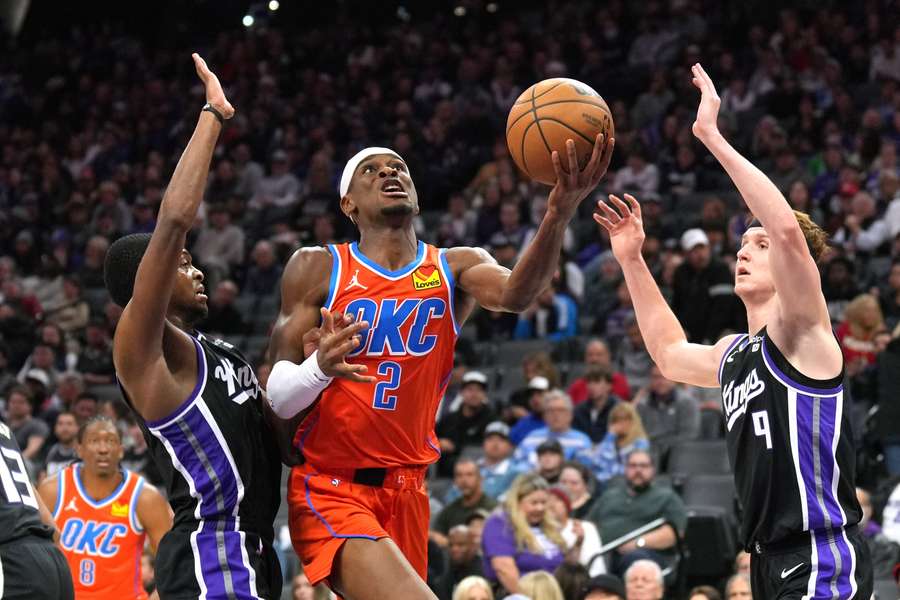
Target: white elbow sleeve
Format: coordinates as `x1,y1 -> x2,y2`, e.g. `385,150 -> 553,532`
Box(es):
266,351 -> 333,419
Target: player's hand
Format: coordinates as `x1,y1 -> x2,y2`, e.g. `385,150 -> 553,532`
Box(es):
192,53 -> 235,120
301,312 -> 354,358
315,307 -> 376,383
691,63 -> 720,142
593,193 -> 646,262
546,134 -> 615,222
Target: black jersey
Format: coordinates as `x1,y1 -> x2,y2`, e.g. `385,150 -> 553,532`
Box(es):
719,327 -> 861,550
121,331 -> 283,598
0,421 -> 54,544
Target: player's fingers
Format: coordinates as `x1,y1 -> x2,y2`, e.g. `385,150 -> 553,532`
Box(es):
592,212 -> 614,231
624,193 -> 642,219
320,307 -> 335,333
328,337 -> 360,361
596,200 -> 622,223
550,149 -> 565,184
696,63 -> 716,91
590,136 -> 615,186
609,194 -> 631,217
338,363 -> 376,383
565,139 -> 578,183
192,53 -> 209,79
332,320 -> 369,343
584,133 -> 604,173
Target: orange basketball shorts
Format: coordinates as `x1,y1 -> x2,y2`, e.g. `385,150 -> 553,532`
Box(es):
287,461 -> 430,587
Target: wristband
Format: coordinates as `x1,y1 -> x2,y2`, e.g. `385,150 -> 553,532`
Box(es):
267,351 -> 333,418
202,102 -> 225,124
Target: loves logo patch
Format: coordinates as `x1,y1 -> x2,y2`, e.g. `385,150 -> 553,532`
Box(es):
111,502 -> 129,518
412,265 -> 442,290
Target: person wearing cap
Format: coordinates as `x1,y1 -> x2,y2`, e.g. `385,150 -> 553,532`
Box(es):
268,133 -> 613,599
5,384 -> 49,464
671,227 -> 744,344
580,574 -> 625,600
509,375 -> 550,445
446,421 -> 520,504
431,459 -> 497,546
514,390 -> 592,472
436,370 -> 496,477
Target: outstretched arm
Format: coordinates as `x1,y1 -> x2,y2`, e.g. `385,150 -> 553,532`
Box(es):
690,64 -> 832,339
595,194 -> 738,387
452,135 -> 614,313
113,54 -> 234,421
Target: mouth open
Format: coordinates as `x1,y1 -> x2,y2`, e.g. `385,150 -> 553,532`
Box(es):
381,179 -> 408,198
195,285 -> 208,301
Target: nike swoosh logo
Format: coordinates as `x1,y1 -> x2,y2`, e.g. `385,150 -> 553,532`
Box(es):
781,563 -> 804,579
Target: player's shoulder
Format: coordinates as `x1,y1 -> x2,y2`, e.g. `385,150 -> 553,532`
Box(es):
443,245 -> 495,270
280,246 -> 335,291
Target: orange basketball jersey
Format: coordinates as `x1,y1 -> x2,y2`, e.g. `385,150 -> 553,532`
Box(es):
296,241 -> 459,469
53,464 -> 148,600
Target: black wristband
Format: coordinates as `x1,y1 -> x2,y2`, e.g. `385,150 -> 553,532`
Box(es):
202,102 -> 225,124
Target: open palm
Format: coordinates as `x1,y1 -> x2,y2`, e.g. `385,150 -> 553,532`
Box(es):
593,194 -> 646,262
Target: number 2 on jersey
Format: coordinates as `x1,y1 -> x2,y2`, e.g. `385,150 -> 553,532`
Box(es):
373,361 -> 402,410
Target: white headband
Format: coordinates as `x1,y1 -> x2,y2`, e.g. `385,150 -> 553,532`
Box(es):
339,147 -> 405,198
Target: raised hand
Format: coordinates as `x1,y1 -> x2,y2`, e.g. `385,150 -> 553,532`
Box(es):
192,53 -> 235,120
315,308 -> 376,383
691,63 -> 721,142
593,193 -> 646,262
547,134 -> 615,221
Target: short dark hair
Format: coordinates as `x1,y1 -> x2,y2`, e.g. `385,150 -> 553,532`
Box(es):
103,233 -> 152,307
584,365 -> 613,383
74,391 -> 99,405
77,415 -> 120,444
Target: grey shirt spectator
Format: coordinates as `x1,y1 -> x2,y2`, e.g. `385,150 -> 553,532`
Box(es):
635,365 -> 700,458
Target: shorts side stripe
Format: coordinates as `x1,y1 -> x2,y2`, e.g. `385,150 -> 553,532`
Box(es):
303,474 -> 379,541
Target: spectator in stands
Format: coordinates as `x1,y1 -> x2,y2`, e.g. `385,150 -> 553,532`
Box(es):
578,574 -> 625,600
876,326 -> 900,476
22,368 -> 52,417
509,376 -> 550,445
192,204 -> 246,284
546,486 -> 604,577
535,439 -> 566,485
588,450 -> 686,575
76,317 -> 116,385
513,281 -> 578,342
688,585 -> 722,600
878,261 -> 900,330
515,391 -> 592,470
45,276 -> 90,334
435,525 -> 484,600
518,570 -> 565,600
577,403 -> 650,486
612,146 -> 659,198
465,510 -> 489,552
78,236 -> 111,290
672,228 -> 744,344
71,391 -> 99,424
837,294 -> 886,371
635,365 -> 700,460
444,421 -> 518,502
437,370 -> 496,476
623,559 -> 664,600
573,366 -> 622,443
568,339 -> 631,405
290,572 -> 315,600
451,575 -> 493,600
432,459 -> 498,546
250,149 -> 300,212
202,279 -> 247,336
0,343 -> 17,397
553,563 -> 591,600
42,411 -> 78,478
723,573 -> 751,600
17,344 -> 60,390
558,461 -> 598,520
823,256 -> 860,322
5,384 -> 49,465
482,473 -> 568,594
857,487 -> 900,579
733,550 -> 750,575
617,318 -> 653,392
243,240 -> 283,296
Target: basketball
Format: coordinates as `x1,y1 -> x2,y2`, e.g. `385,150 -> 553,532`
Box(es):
506,78 -> 615,186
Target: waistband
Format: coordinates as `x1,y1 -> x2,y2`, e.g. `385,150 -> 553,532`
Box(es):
314,465 -> 428,490
751,524 -> 858,556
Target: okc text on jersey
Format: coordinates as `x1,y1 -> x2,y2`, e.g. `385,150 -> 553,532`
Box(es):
345,297 -> 447,357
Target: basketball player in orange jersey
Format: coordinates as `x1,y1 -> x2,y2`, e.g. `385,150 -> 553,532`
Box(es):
265,132 -> 614,599
38,416 -> 172,600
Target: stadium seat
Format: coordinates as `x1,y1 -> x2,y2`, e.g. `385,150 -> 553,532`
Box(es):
680,474 -> 737,522
681,506 -> 738,585
874,578 -> 898,600
428,478 -> 453,502
459,445 -> 484,462
496,339 -> 550,367
699,408 -> 725,440
666,440 -> 731,480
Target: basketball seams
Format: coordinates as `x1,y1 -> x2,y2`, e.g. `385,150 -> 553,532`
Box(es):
530,83 -> 553,156
506,99 -> 612,134
512,80 -> 564,105
519,119 -> 536,178
535,116 -> 596,146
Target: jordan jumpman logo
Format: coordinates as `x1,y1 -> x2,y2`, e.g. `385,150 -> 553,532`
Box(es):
344,269 -> 367,291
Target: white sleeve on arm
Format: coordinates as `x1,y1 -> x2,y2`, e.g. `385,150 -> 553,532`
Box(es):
266,351 -> 333,418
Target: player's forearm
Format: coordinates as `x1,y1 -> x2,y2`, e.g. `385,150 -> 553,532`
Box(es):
619,255 -> 688,374
157,112 -> 223,231
698,132 -> 796,235
499,215 -> 568,312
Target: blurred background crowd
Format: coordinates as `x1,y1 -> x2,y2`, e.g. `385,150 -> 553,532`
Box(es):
2,0 -> 900,598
